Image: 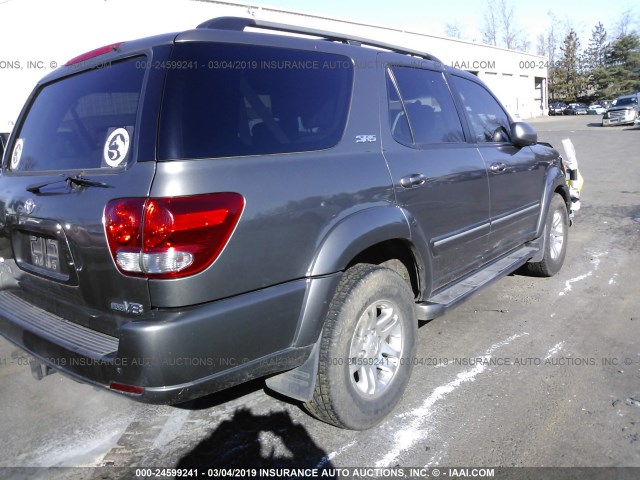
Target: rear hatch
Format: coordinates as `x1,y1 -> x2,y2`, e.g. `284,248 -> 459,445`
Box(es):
0,40 -> 171,337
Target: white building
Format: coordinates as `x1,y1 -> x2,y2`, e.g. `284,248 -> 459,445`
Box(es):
0,0 -> 548,134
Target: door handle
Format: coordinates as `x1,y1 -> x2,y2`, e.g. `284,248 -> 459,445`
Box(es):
490,162 -> 507,173
400,173 -> 427,189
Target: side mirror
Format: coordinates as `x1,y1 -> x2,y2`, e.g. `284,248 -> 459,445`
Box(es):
511,122 -> 537,147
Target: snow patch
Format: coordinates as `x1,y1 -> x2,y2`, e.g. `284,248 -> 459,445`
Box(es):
544,341 -> 566,360
375,332 -> 529,467
559,251 -> 607,296
559,272 -> 592,296
315,440 -> 357,469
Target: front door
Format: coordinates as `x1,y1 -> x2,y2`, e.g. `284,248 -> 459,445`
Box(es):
449,75 -> 544,258
379,58 -> 491,289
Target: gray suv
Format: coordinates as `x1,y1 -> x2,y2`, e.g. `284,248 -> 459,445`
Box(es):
0,17 -> 570,430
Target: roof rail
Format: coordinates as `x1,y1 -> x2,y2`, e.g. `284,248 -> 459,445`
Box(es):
196,16 -> 442,63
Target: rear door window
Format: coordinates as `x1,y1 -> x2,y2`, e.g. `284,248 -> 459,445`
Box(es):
387,67 -> 465,145
7,58 -> 144,172
158,44 -> 354,159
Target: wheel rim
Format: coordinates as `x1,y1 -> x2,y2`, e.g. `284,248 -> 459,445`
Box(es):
349,300 -> 403,397
549,210 -> 565,260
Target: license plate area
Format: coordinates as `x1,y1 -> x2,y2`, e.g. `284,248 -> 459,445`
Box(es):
11,225 -> 73,282
29,236 -> 61,273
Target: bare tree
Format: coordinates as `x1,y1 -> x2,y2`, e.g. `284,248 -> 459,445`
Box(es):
481,0 -> 530,51
537,11 -> 565,101
536,33 -> 548,56
445,22 -> 463,39
613,9 -> 633,38
482,7 -> 498,46
516,38 -> 531,52
497,0 -> 517,49
538,11 -> 564,63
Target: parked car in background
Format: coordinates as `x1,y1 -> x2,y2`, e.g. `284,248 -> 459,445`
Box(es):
587,104 -> 606,115
564,103 -> 588,115
549,102 -> 567,115
602,94 -> 640,126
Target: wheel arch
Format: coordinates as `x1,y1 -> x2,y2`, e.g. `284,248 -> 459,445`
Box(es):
308,205 -> 433,297
266,206 -> 432,403
535,165 -> 570,238
303,206 -> 433,341
529,165 -> 570,263
308,205 -> 410,276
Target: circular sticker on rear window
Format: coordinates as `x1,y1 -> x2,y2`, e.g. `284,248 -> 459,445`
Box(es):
103,128 -> 130,168
10,138 -> 24,170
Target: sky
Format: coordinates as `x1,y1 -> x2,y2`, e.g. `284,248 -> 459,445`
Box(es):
240,0 -> 638,50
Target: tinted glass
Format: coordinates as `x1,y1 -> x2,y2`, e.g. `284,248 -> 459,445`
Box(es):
614,97 -> 637,106
159,44 -> 353,160
386,73 -> 412,144
451,76 -> 511,143
389,67 -> 465,145
0,133 -> 7,159
8,58 -> 144,172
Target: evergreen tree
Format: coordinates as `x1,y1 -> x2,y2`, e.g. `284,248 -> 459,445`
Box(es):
584,23 -> 608,70
556,30 -> 585,100
583,23 -> 609,98
604,33 -> 640,97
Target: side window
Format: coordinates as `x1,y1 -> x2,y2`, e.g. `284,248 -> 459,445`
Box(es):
386,73 -> 412,144
451,76 -> 511,143
387,67 -> 465,145
159,44 -> 353,160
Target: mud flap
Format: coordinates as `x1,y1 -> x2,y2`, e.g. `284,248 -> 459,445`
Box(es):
29,357 -> 55,380
265,336 -> 320,402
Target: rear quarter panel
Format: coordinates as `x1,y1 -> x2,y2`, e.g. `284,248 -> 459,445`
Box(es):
148,48 -> 395,308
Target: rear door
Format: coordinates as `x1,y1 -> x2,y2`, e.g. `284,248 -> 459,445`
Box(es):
379,57 -> 491,289
449,74 -> 544,258
0,52 -> 164,336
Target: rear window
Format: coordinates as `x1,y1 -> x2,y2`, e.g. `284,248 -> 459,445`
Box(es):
159,43 -> 353,160
7,58 -> 144,173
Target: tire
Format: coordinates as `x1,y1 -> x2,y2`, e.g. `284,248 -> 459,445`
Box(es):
524,194 -> 569,277
305,263 -> 417,430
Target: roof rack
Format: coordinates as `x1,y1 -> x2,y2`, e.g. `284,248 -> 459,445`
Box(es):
197,16 -> 442,63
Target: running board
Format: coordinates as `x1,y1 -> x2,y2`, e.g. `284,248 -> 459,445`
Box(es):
415,246 -> 538,321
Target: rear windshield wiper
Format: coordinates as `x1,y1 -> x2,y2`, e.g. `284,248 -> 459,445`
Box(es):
66,175 -> 110,189
26,175 -> 111,194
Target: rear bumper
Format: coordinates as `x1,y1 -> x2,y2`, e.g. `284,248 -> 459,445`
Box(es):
0,275 -> 338,404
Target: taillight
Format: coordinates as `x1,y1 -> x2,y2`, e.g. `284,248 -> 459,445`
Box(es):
64,42 -> 124,66
104,193 -> 245,278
